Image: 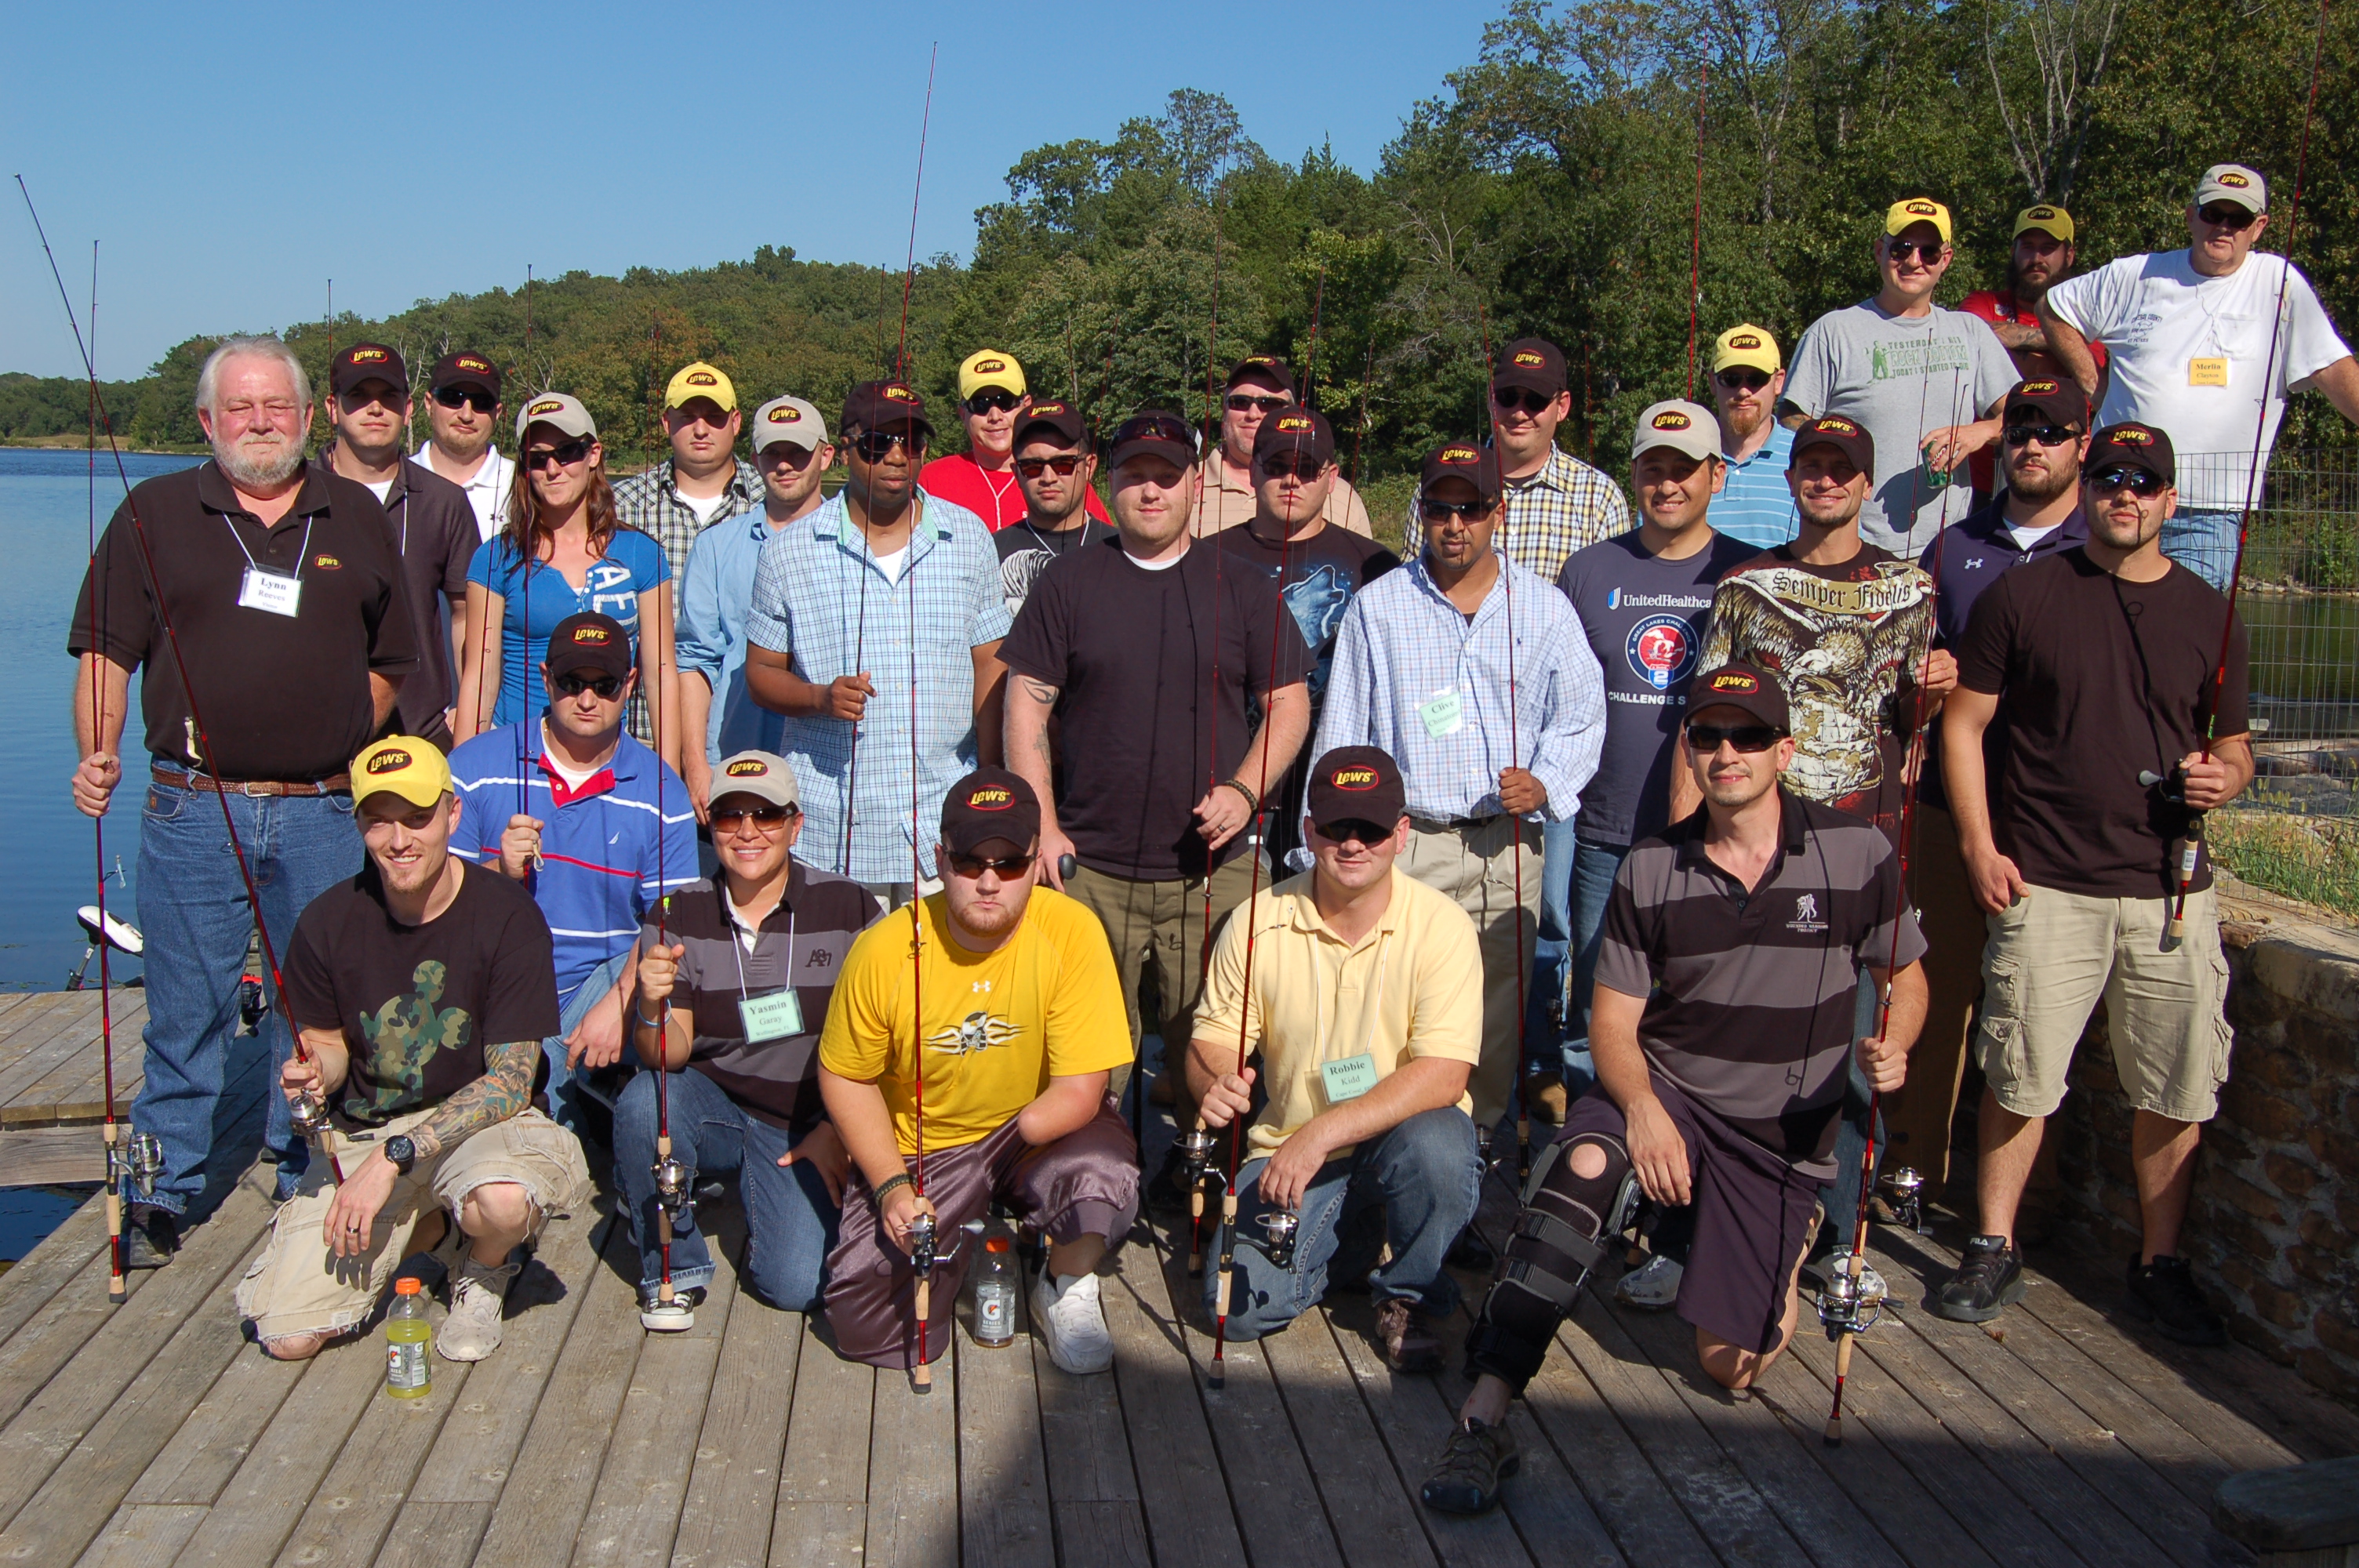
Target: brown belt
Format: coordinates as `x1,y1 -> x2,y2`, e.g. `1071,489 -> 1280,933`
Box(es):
151,767 -> 351,797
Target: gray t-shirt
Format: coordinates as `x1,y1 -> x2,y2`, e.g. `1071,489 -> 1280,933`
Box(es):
1783,299 -> 2017,555
1558,529 -> 1762,846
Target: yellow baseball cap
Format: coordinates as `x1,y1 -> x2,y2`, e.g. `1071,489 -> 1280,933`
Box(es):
1712,324 -> 1782,376
958,350 -> 1027,402
1884,197 -> 1953,244
351,737 -> 453,810
2012,203 -> 2075,242
663,361 -> 737,412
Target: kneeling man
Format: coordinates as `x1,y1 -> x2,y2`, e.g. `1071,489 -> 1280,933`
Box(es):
238,738 -> 591,1363
1188,746 -> 1484,1370
1422,664 -> 1925,1513
820,768 -> 1139,1375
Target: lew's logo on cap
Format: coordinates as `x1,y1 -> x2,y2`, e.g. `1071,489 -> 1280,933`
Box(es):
2022,380 -> 2059,394
2220,172 -> 2251,187
1710,672 -> 1760,693
686,371 -> 718,387
1439,445 -> 1481,464
966,786 -> 1014,811
884,385 -> 917,402
1512,350 -> 1545,367
1905,199 -> 1938,215
1034,401 -> 1068,416
768,405 -> 801,423
1651,410 -> 1692,430
725,759 -> 769,777
2026,206 -> 2059,220
456,356 -> 491,372
572,626 -> 611,644
1729,333 -> 1761,349
1275,414 -> 1313,432
975,358 -> 1007,373
1245,356 -> 1278,368
1816,416 -> 1859,435
1329,766 -> 1379,790
2111,426 -> 2156,445
365,749 -> 413,775
528,398 -> 565,417
347,347 -> 387,364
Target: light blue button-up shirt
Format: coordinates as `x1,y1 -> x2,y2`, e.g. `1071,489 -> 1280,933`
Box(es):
678,503 -> 785,762
1712,421 -> 1797,551
1313,552 -> 1605,826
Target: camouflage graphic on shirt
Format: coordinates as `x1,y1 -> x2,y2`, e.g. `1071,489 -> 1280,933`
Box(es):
350,960 -> 474,1120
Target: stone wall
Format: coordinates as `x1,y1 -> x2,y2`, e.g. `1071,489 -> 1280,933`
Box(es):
2047,884 -> 2359,1403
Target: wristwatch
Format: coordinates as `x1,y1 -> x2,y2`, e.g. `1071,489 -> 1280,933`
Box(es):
383,1134 -> 417,1175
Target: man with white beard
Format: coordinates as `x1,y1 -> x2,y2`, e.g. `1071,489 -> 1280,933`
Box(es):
68,336 -> 418,1262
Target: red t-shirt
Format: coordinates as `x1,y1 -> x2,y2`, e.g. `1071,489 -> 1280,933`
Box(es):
918,451 -> 1110,532
1959,289 -> 2109,495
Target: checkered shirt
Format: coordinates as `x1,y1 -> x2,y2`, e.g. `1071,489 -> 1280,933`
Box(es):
1497,448 -> 1634,583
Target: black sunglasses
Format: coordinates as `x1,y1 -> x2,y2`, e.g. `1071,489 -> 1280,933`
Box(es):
1686,721 -> 1780,753
947,849 -> 1034,879
1016,454 -> 1085,478
1226,394 -> 1289,415
1715,369 -> 1772,393
525,438 -> 594,471
849,429 -> 922,463
1886,238 -> 1946,264
1313,818 -> 1393,847
433,386 -> 496,414
965,390 -> 1022,416
1492,387 -> 1554,416
2003,423 -> 2082,448
2197,204 -> 2259,230
711,803 -> 794,830
1419,495 -> 1490,523
553,672 -> 623,700
2089,466 -> 2167,495
1259,453 -> 1326,481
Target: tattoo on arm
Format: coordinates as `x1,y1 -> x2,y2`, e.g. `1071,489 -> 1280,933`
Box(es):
1016,674 -> 1061,706
405,1038 -> 538,1161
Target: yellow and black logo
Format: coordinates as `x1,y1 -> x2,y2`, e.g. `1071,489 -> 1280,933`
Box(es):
1330,765 -> 1379,790
1729,333 -> 1761,350
975,358 -> 1008,374
314,554 -> 341,570
1816,416 -> 1859,435
528,398 -> 565,418
1905,199 -> 1938,216
1439,445 -> 1481,464
366,749 -> 413,775
1512,350 -> 1546,367
347,347 -> 388,364
2021,380 -> 2059,396
725,759 -> 769,777
1275,414 -> 1314,432
1710,671 -> 1759,693
2026,205 -> 2059,220
2219,171 -> 2251,188
687,370 -> 718,387
768,405 -> 801,423
2112,426 -> 2155,446
573,626 -> 612,644
457,355 -> 492,373
1652,410 -> 1692,430
885,384 -> 918,402
967,786 -> 1014,811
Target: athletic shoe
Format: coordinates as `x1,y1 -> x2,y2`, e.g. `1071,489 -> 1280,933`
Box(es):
437,1252 -> 521,1362
1032,1270 -> 1114,1374
1375,1298 -> 1444,1373
1420,1417 -> 1520,1515
1615,1252 -> 1684,1309
2125,1254 -> 2226,1346
638,1285 -> 707,1333
1932,1235 -> 2026,1323
123,1203 -> 179,1270
1524,1071 -> 1568,1127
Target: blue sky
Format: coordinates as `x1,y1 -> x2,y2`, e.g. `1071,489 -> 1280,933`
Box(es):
3,2 -> 1505,380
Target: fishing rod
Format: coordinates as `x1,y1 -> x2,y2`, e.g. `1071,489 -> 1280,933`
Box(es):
20,176 -> 345,1186
1685,67 -> 1708,402
645,573 -> 694,1331
904,550 -> 940,1392
895,43 -> 939,383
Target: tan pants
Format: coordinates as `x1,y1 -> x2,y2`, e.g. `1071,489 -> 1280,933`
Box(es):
1885,803 -> 1982,1186
1402,816 -> 1540,1129
1065,855 -> 1262,1098
234,1108 -> 591,1341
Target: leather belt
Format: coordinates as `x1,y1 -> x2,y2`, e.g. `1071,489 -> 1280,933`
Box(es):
1412,813 -> 1507,833
151,767 -> 351,797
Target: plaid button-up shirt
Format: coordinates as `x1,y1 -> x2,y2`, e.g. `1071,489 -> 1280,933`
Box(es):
744,492 -> 1012,884
1498,448 -> 1633,583
611,456 -> 765,742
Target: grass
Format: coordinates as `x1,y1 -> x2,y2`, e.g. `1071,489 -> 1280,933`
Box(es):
2207,808 -> 2359,919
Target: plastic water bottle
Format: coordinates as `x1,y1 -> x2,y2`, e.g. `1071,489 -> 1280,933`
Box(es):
972,1234 -> 1017,1347
385,1276 -> 431,1398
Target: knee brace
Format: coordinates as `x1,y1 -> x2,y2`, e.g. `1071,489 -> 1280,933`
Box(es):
1466,1132 -> 1639,1392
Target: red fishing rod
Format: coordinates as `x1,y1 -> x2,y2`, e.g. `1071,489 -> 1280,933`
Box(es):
1183,201 -> 1230,1274
895,43 -> 939,383
1685,67 -> 1708,402
904,550 -> 940,1392
645,579 -> 693,1330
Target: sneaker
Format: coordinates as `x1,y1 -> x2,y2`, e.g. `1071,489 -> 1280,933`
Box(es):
1932,1235 -> 2026,1323
437,1251 -> 521,1362
638,1285 -> 707,1333
1420,1417 -> 1520,1515
2125,1254 -> 2226,1346
1032,1270 -> 1114,1374
1375,1298 -> 1443,1373
1615,1253 -> 1684,1309
123,1203 -> 179,1270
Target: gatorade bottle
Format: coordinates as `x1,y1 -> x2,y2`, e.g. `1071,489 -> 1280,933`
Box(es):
385,1276 -> 431,1398
972,1234 -> 1017,1347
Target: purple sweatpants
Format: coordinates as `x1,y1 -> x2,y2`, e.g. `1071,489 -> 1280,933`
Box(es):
823,1098 -> 1140,1370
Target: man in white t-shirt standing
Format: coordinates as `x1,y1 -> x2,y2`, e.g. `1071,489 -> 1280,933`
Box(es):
415,351 -> 516,543
2041,163 -> 2359,591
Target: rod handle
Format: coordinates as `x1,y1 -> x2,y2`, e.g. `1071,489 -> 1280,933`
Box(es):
911,1277 -> 932,1392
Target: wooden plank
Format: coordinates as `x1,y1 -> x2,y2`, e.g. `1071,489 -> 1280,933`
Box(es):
956,1281 -> 1053,1568
769,1503 -> 865,1568
0,1192 -> 108,1346
370,1501 -> 492,1568
0,996 -> 115,1117
666,1298 -> 801,1568
769,1319 -> 872,1566
122,1336 -> 307,1505
169,1334 -> 385,1567
12,1000 -> 149,1123
1052,1501 -> 1150,1568
1259,1297 -> 1446,1568
267,1359 -> 479,1566
71,1503 -> 208,1568
1100,1250 -> 1247,1568
864,1333 -> 959,1568
0,1124 -> 112,1185
1033,1318 -> 1138,1505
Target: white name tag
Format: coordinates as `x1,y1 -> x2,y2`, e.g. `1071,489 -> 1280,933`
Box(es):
737,988 -> 804,1042
1319,1052 -> 1379,1103
1417,688 -> 1464,739
238,565 -> 304,617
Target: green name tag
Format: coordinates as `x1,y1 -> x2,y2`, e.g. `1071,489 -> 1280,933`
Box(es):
737,989 -> 804,1043
1417,689 -> 1464,740
1320,1053 -> 1379,1103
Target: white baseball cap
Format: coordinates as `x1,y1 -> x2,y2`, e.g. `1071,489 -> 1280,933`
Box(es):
751,395 -> 829,453
1630,399 -> 1721,463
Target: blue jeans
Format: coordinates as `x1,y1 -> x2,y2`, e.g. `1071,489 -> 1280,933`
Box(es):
1557,837 -> 1630,1101
612,1066 -> 839,1309
543,954 -> 627,1135
132,776 -> 362,1212
2161,507 -> 2241,593
1524,817 -> 1580,1074
1205,1106 -> 1481,1340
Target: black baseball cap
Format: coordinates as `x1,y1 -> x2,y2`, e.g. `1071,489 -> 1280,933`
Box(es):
1792,413 -> 1876,474
330,343 -> 408,398
1252,406 -> 1335,467
940,767 -> 1041,855
2003,378 -> 2089,430
1107,408 -> 1195,470
429,350 -> 502,401
1224,354 -> 1295,394
1305,746 -> 1407,832
1688,662 -> 1790,734
1419,439 -> 1503,506
1012,399 -> 1088,451
841,380 -> 934,437
1492,336 -> 1566,398
544,612 -> 633,683
2085,422 -> 2175,486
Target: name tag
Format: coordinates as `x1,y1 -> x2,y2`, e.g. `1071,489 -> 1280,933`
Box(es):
737,988 -> 804,1042
238,565 -> 303,617
1417,689 -> 1464,740
2189,357 -> 2230,387
1319,1052 -> 1379,1103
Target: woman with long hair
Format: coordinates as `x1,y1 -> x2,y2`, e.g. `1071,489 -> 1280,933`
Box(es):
453,394 -> 678,764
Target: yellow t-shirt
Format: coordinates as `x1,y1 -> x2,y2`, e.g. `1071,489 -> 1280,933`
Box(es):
1192,866 -> 1482,1159
819,885 -> 1132,1155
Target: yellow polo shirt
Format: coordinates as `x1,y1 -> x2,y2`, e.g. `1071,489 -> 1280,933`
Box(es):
1192,866 -> 1482,1159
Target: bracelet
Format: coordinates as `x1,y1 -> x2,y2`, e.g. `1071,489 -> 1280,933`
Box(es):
1221,778 -> 1259,815
634,1005 -> 667,1030
873,1173 -> 914,1204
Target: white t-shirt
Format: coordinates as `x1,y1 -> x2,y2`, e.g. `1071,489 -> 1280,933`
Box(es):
870,546 -> 910,584
681,489 -> 734,526
363,478 -> 395,503
415,441 -> 516,542
2006,519 -> 2062,551
2045,250 -> 2352,510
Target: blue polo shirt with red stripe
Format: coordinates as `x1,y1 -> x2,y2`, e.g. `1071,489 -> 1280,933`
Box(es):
448,719 -> 700,1008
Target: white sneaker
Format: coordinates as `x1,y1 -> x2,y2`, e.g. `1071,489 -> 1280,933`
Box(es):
1031,1271 -> 1114,1374
437,1253 -> 520,1362
1615,1253 -> 1683,1309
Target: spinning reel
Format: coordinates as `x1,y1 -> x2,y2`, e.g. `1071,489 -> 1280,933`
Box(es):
1883,1166 -> 1929,1235
111,1130 -> 164,1199
1817,1258 -> 1884,1341
908,1210 -> 940,1277
288,1093 -> 333,1142
652,1154 -> 695,1221
1256,1209 -> 1300,1271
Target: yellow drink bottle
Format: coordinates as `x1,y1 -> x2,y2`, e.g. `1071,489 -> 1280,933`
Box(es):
385,1276 -> 431,1398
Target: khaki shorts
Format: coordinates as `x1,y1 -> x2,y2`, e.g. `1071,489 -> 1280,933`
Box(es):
235,1107 -> 591,1341
1973,883 -> 2234,1123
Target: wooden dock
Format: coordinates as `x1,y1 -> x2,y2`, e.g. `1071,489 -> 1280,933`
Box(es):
0,989 -> 162,1188
0,1131 -> 2350,1567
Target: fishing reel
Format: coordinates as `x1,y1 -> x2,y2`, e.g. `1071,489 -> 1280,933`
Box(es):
1816,1259 -> 1883,1341
2137,767 -> 2190,806
908,1211 -> 939,1276
1883,1166 -> 1929,1236
652,1155 -> 695,1221
288,1093 -> 333,1142
238,976 -> 268,1035
112,1130 -> 165,1199
1177,1125 -> 1220,1188
1256,1209 -> 1301,1271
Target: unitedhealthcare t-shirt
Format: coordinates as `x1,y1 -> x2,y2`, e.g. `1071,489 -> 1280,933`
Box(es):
1557,530 -> 1761,845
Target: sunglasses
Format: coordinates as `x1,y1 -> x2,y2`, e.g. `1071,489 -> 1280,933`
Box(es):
1259,453 -> 1326,481
1686,721 -> 1780,753
1715,369 -> 1771,393
2003,423 -> 2082,448
1226,394 -> 1289,415
711,803 -> 794,831
433,387 -> 496,414
1312,818 -> 1393,847
2197,205 -> 2259,230
525,438 -> 594,471
947,849 -> 1033,879
1492,387 -> 1555,416
553,672 -> 623,700
1016,454 -> 1085,478
1114,415 -> 1192,446
2089,466 -> 2166,495
849,429 -> 921,463
965,390 -> 1022,416
1885,238 -> 1947,265
1419,495 -> 1491,523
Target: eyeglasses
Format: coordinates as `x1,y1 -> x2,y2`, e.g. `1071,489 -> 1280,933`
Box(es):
1492,387 -> 1554,416
2197,204 -> 2259,230
1686,722 -> 1780,753
849,429 -> 921,463
1259,453 -> 1326,481
1016,454 -> 1085,478
433,387 -> 496,414
1419,495 -> 1490,523
525,438 -> 594,471
2003,423 -> 2081,448
1886,238 -> 1947,265
1312,818 -> 1393,847
711,803 -> 794,831
947,849 -> 1034,879
965,390 -> 1021,416
1715,370 -> 1771,393
553,672 -> 623,700
1226,394 -> 1289,415
2089,466 -> 2166,495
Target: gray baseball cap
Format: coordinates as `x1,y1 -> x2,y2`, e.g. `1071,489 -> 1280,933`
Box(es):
2194,163 -> 2266,213
514,391 -> 597,444
751,395 -> 829,453
1630,399 -> 1721,463
709,751 -> 799,811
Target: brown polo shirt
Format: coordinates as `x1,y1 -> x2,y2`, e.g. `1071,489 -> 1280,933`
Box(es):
69,459 -> 418,782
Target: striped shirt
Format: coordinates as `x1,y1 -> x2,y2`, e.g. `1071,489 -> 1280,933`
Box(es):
638,865 -> 883,1127
1497,448 -> 1634,583
448,721 -> 700,1007
1595,789 -> 1923,1177
1313,553 -> 1605,826
743,492 -> 1012,884
1711,423 -> 1798,550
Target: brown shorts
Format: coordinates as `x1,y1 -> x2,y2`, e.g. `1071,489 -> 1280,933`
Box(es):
823,1098 -> 1139,1370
